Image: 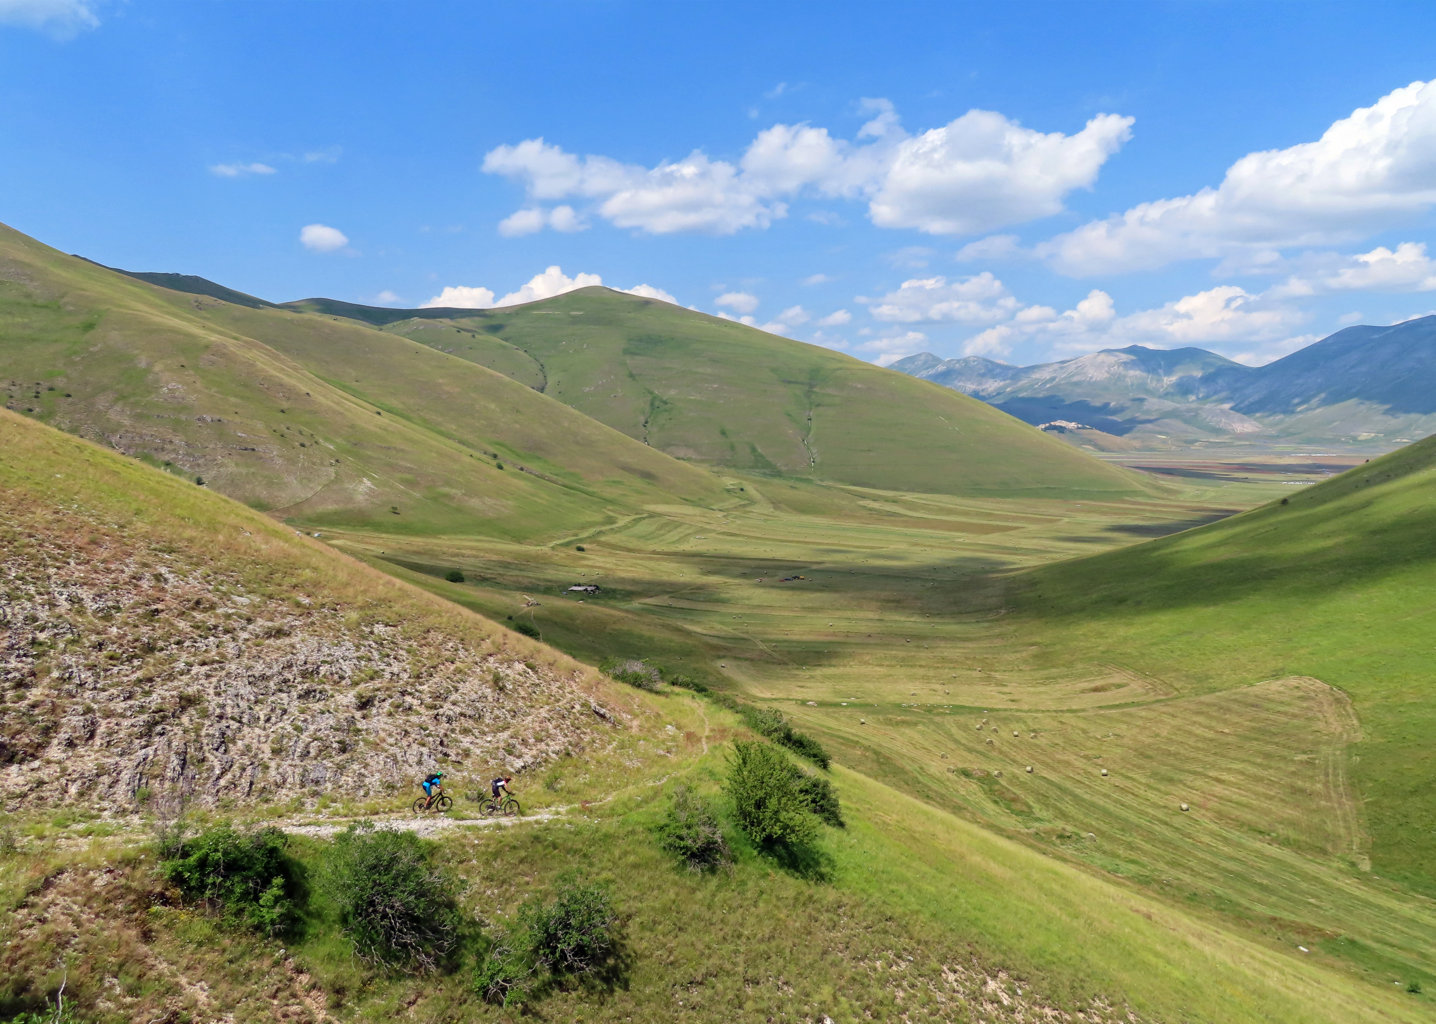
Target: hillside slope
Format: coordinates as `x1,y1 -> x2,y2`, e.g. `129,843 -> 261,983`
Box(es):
361,287 -> 1147,498
1013,433 -> 1436,893
0,222 -> 728,538
0,408 -> 637,809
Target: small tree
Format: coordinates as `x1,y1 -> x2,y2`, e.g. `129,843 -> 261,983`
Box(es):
726,741 -> 817,848
319,824 -> 460,973
444,568 -> 465,583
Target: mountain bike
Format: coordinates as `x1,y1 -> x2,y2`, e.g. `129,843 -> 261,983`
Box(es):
480,794 -> 521,817
412,792 -> 453,814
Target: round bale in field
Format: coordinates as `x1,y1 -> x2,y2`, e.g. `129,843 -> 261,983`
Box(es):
1013,731 -> 1019,737
1026,766 -> 1034,774
1101,768 -> 1109,777
1180,803 -> 1190,812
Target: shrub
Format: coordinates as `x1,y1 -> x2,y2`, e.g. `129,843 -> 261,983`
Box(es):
795,773 -> 844,828
746,707 -> 831,770
473,930 -> 535,1006
513,621 -> 541,640
655,786 -> 732,872
319,823 -> 460,973
160,823 -> 300,937
575,544 -> 586,552
604,658 -> 663,692
444,568 -> 465,583
520,873 -> 619,979
726,741 -> 817,848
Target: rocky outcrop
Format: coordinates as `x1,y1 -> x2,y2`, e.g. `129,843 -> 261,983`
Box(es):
0,516 -> 621,812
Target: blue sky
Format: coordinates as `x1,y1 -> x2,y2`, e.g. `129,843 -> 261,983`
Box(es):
4,1 -> 1436,367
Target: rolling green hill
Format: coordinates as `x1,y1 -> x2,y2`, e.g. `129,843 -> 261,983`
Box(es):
358,286 -> 1148,498
3,407 -> 1427,1024
1013,434 -> 1436,895
0,222 -> 728,539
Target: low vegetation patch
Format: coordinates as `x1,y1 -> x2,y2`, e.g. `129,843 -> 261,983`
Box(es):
655,785 -> 733,872
319,823 -> 461,973
159,822 -> 300,937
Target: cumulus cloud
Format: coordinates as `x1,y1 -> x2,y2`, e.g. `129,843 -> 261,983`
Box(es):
623,283 -> 678,304
958,284 -> 1307,363
483,101 -> 1132,237
868,111 -> 1133,235
210,162 -> 277,178
0,0 -> 98,37
802,273 -> 832,286
1041,79 -> 1436,275
374,290 -> 402,305
497,204 -> 588,237
299,224 -> 349,253
424,267 -> 669,310
859,330 -> 930,366
425,285 -> 497,309
817,309 -> 852,326
865,272 -> 1021,324
715,291 -> 760,314
1268,242 -> 1436,298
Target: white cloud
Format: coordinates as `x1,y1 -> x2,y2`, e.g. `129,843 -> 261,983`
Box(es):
496,208 -> 546,237
868,111 -> 1133,235
865,272 -> 1020,324
776,304 -> 810,325
497,204 -> 589,237
374,290 -> 402,305
802,273 -> 832,286
817,309 -> 852,327
483,101 -> 1132,237
0,0 -> 98,37
299,224 -> 349,253
424,266 -> 606,310
425,285 -> 496,309
1268,242 -> 1436,298
622,283 -> 678,304
884,246 -> 936,270
210,162 -> 277,178
958,284 -> 1307,362
715,291 -> 759,314
859,330 -> 930,366
1041,79 -> 1436,275
955,233 -> 1024,262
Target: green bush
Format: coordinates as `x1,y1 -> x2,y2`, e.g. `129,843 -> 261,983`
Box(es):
520,873 -> 619,979
444,568 -> 465,583
655,786 -> 733,872
603,657 -> 663,692
160,823 -> 300,936
726,741 -> 818,848
747,707 -> 831,769
795,773 -> 844,828
319,823 -> 460,973
473,931 -> 535,1007
2,1008 -> 92,1024
513,621 -> 541,640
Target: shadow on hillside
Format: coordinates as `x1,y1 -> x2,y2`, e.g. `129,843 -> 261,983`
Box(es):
1021,504 -> 1436,622
1103,510 -> 1240,537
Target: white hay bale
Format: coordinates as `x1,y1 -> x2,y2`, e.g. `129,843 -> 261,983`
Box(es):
1025,766 -> 1034,773
1180,803 -> 1190,812
1100,768 -> 1109,777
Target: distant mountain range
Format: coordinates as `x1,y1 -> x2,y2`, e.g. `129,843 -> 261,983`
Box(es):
892,316 -> 1436,451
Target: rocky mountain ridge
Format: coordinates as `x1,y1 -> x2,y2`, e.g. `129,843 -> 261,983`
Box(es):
893,315 -> 1436,448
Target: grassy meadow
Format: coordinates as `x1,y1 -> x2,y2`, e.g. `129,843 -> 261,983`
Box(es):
316,452 -> 1436,1010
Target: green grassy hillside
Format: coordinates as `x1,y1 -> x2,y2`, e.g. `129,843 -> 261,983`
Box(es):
3,412 -> 1429,1023
0,222 -> 727,539
364,286 -> 1148,498
1013,435 -> 1436,895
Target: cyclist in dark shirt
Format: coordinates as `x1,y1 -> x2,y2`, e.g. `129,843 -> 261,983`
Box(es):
491,775 -> 513,801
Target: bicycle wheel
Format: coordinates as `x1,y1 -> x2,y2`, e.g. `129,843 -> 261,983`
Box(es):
501,797 -> 521,817
411,797 -> 429,814
479,799 -> 497,817
435,794 -> 453,812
